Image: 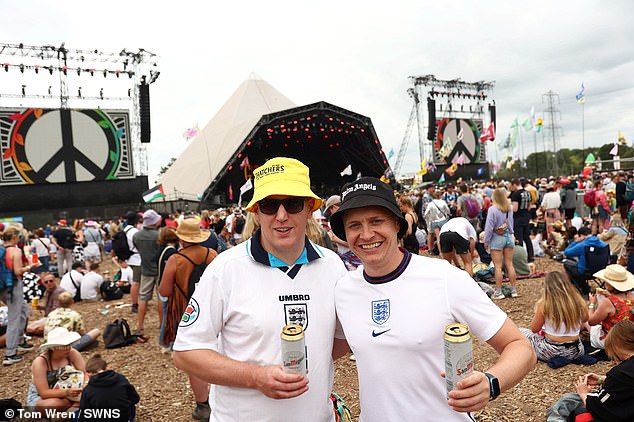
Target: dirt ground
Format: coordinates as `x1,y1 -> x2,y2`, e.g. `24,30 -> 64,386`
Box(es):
1,255 -> 613,421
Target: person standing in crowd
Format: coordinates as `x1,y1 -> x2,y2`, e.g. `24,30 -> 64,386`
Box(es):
398,196 -> 419,254
123,212 -> 142,314
541,182 -> 562,236
52,220 -> 75,276
329,177 -> 535,421
519,271 -> 586,362
159,218 -> 217,420
559,177 -> 577,229
456,184 -> 480,231
83,220 -> 103,266
591,180 -> 611,235
133,209 -> 162,337
563,227 -> 608,295
442,183 -> 459,217
173,157 -> 348,422
484,188 -> 518,300
31,229 -> 51,273
323,195 -> 361,270
510,178 -> 534,263
439,216 -> 477,277
615,171 -> 629,220
424,191 -> 451,254
2,226 -> 38,365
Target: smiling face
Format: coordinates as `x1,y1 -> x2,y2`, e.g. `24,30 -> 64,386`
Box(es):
254,195 -> 314,265
342,206 -> 404,277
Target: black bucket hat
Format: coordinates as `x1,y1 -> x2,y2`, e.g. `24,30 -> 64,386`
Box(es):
330,177 -> 408,241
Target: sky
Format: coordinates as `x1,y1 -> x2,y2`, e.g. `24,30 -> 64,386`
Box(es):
1,0 -> 633,183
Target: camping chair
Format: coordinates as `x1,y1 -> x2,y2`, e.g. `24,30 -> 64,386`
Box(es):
583,245 -> 611,289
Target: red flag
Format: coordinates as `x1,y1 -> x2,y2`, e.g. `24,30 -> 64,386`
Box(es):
479,122 -> 495,143
240,156 -> 250,169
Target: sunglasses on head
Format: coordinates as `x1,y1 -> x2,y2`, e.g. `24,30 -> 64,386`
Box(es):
258,197 -> 306,215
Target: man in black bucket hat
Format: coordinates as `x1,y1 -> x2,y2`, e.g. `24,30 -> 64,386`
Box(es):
331,177 -> 535,421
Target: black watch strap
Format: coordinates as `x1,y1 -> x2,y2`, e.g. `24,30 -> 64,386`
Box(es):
484,372 -> 500,400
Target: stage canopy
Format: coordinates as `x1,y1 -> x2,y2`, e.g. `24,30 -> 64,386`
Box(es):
160,76 -> 391,205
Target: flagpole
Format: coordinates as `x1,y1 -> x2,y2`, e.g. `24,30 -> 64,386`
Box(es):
581,102 -> 585,174
533,131 -> 538,177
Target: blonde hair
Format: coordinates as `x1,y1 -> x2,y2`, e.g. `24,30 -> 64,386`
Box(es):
604,320 -> 634,361
541,272 -> 587,332
240,212 -> 260,241
306,218 -> 327,247
58,291 -> 74,307
1,226 -> 21,242
492,188 -> 511,213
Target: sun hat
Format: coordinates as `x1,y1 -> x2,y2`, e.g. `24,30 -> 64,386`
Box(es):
594,264 -> 634,292
245,157 -> 322,213
176,217 -> 211,244
324,195 -> 341,215
330,177 -> 408,241
142,209 -> 162,227
85,220 -> 97,227
40,327 -> 81,352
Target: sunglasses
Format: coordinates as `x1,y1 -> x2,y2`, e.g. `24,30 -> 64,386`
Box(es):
258,198 -> 306,215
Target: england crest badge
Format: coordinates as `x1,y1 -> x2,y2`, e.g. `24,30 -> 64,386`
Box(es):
371,299 -> 390,325
284,303 -> 308,331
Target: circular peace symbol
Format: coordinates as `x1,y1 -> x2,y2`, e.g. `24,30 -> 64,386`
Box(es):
435,118 -> 481,164
11,108 -> 120,184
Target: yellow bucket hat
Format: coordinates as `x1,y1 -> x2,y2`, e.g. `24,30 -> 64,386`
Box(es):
245,157 -> 323,213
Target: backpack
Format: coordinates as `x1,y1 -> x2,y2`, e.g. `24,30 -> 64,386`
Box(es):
0,245 -> 14,296
175,248 -> 210,300
463,195 -> 480,219
111,227 -> 133,261
583,190 -> 597,208
625,182 -> 634,204
103,318 -> 137,349
233,216 -> 246,235
100,280 -> 124,301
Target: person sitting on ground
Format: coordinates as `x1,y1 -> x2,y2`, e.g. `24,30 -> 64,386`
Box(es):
530,232 -> 545,257
26,273 -> 66,336
60,262 -> 85,301
542,221 -> 567,258
80,262 -> 104,302
519,271 -> 587,362
438,216 -> 477,277
563,227 -> 608,295
547,319 -> 634,421
503,240 -> 534,277
112,258 -> 133,293
26,326 -> 86,411
598,214 -> 628,261
44,292 -> 100,352
588,264 -> 634,350
79,353 -> 140,422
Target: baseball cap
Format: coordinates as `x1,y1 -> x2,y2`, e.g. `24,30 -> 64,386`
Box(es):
245,157 -> 322,213
324,195 -> 341,215
330,177 -> 408,241
58,219 -> 68,226
142,209 -> 162,227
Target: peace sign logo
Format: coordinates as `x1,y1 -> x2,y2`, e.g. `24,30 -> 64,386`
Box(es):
434,118 -> 484,164
0,108 -> 133,185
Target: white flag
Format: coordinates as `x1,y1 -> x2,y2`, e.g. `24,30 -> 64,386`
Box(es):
340,164 -> 352,176
238,179 -> 253,207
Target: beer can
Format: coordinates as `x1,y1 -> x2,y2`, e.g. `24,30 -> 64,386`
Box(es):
281,324 -> 307,375
444,323 -> 474,398
31,297 -> 39,310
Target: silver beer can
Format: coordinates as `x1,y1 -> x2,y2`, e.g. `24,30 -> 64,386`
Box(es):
444,323 -> 474,398
281,324 -> 307,375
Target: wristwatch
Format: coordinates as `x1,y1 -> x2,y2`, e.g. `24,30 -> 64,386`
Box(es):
484,372 -> 500,400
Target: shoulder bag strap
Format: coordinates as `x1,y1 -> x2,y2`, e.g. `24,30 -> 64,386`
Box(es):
69,272 -> 79,290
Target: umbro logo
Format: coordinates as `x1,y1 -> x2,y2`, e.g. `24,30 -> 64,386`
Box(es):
372,329 -> 391,337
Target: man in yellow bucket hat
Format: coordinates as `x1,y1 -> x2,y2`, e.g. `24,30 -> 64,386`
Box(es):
173,157 -> 348,422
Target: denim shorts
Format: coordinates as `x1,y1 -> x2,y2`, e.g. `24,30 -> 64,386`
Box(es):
26,383 -> 40,407
430,218 -> 449,231
490,231 -> 514,250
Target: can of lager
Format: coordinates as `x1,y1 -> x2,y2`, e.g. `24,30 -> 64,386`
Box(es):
444,323 -> 474,398
281,324 -> 307,375
31,297 -> 39,310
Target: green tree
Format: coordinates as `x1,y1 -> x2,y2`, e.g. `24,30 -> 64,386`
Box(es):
155,157 -> 177,184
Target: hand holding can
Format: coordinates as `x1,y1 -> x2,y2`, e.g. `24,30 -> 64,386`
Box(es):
31,297 -> 39,310
281,324 -> 307,376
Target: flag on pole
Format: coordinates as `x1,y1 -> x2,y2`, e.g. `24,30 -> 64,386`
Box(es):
340,164 -> 352,176
438,173 -> 445,183
183,125 -> 200,141
618,131 -> 627,145
240,156 -> 250,169
610,144 -> 619,156
575,83 -> 585,104
479,122 -> 495,142
142,185 -> 165,203
238,178 -> 253,207
417,159 -> 428,176
521,117 -> 532,131
388,148 -> 395,160
535,118 -> 543,133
